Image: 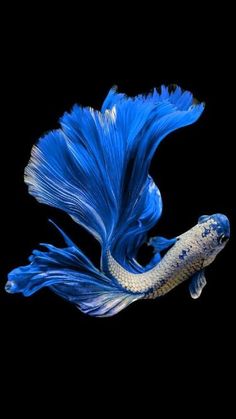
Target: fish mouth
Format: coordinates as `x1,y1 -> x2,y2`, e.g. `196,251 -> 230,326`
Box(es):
211,213 -> 230,238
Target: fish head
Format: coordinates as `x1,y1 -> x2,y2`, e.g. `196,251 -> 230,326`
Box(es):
197,213 -> 230,266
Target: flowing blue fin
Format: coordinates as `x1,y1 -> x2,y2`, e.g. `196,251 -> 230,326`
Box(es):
148,236 -> 177,253
144,252 -> 162,270
6,226 -> 143,317
188,270 -> 207,299
107,86 -> 204,269
24,86 -> 204,273
48,219 -> 76,247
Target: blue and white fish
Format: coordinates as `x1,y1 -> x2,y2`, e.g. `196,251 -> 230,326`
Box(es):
6,86 -> 230,317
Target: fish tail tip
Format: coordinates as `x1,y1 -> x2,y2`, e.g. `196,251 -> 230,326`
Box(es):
5,280 -> 16,293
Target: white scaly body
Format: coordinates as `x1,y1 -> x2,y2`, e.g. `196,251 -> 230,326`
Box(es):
107,218 -> 221,298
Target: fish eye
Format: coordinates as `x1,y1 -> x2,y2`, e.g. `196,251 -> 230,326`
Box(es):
219,234 -> 228,244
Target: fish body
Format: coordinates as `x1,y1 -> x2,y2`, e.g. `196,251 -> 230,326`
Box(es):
6,86 -> 230,316
105,214 -> 230,298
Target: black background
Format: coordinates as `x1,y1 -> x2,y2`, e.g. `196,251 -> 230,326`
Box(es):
1,7 -> 235,412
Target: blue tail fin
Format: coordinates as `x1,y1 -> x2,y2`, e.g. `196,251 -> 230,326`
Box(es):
24,86 -> 204,270
6,223 -> 142,317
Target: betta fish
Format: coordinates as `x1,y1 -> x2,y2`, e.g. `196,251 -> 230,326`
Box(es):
6,86 -> 230,317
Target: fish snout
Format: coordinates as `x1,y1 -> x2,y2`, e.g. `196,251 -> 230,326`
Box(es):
212,213 -> 230,241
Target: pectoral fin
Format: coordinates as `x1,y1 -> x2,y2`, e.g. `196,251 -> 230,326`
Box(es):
148,236 -> 177,253
189,270 -> 207,299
